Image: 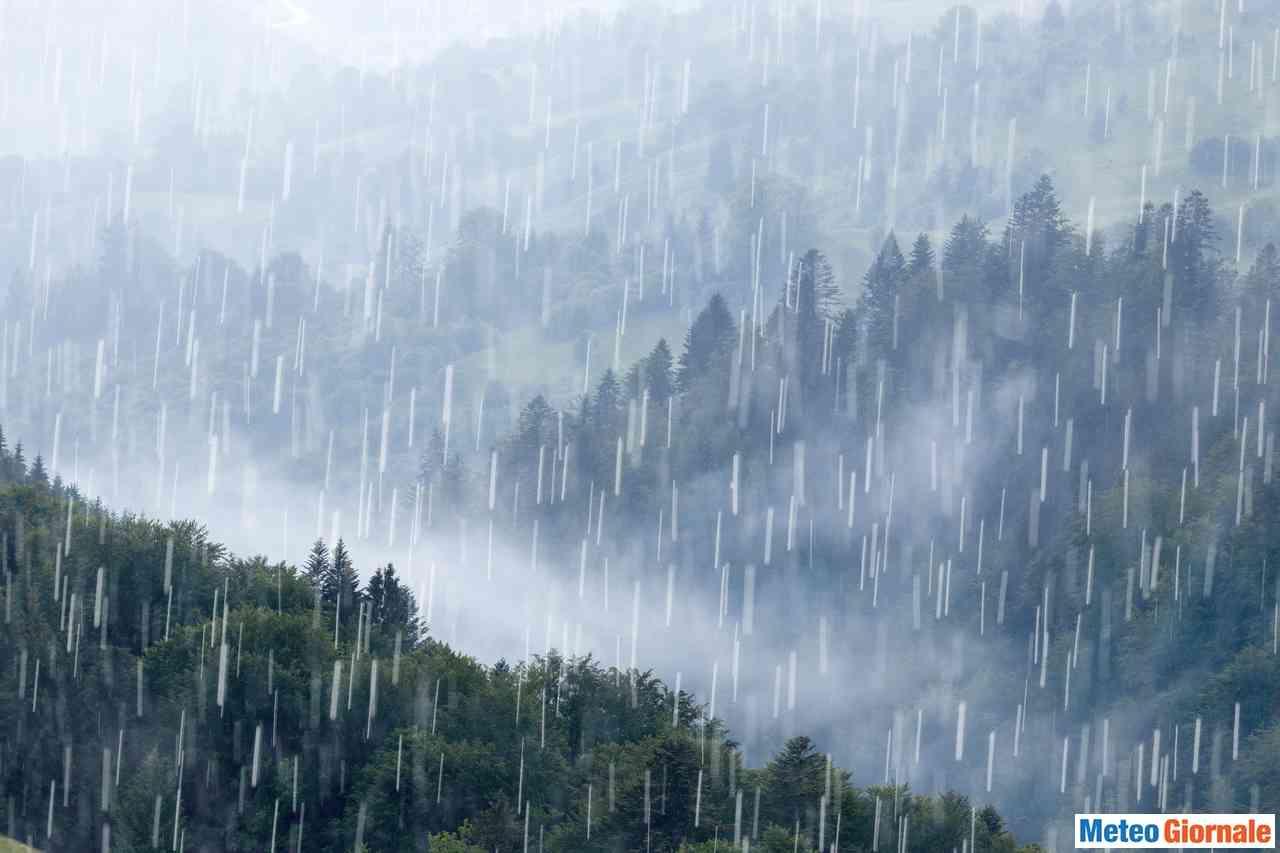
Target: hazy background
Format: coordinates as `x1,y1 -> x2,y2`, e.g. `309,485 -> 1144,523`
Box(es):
2,0 -> 1277,846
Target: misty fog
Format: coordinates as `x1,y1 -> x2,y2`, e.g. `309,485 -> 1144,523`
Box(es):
1,0 -> 1278,851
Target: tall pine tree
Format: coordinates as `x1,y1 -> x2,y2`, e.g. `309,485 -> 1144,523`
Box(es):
861,233 -> 907,359
678,293 -> 737,391
644,339 -> 675,403
303,539 -> 330,588
324,538 -> 361,623
366,563 -> 421,649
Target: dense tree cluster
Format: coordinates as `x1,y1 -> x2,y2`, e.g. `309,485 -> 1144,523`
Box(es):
396,172 -> 1280,840
2,1 -> 1280,849
0,447 -> 1028,851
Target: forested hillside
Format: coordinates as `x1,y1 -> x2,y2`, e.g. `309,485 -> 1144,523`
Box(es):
5,169 -> 1280,848
3,0 -> 1280,849
0,446 -> 1030,851
388,173 -> 1280,844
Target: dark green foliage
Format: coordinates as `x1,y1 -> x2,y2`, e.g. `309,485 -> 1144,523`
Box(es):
365,562 -> 421,650
677,293 -> 736,394
323,537 -> 361,621
1171,189 -> 1222,318
860,234 -> 907,359
27,455 -> 47,485
908,233 -> 936,279
0,427 -> 1017,852
645,338 -> 675,404
304,538 -> 330,587
760,735 -> 826,830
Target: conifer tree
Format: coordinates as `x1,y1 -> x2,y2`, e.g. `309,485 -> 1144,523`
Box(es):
623,362 -> 643,401
644,338 -> 675,403
1243,243 -> 1280,318
677,293 -> 736,394
366,563 -> 421,648
28,454 -> 48,485
11,442 -> 25,479
591,370 -> 624,437
419,427 -> 469,515
908,232 -> 936,278
303,538 -> 330,588
1002,175 -> 1070,297
943,215 -> 994,302
324,538 -> 361,622
1172,188 -> 1221,318
861,233 -> 906,359
786,248 -> 840,406
513,396 -> 554,458
762,736 -> 828,831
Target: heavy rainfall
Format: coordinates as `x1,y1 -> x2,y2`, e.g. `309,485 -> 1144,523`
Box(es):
0,0 -> 1276,851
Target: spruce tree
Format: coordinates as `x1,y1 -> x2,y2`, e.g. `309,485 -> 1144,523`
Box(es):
366,565 -> 388,623
1002,175 -> 1069,296
832,307 -> 861,407
644,339 -> 675,403
788,248 -> 839,405
367,563 -> 421,648
762,736 -> 827,830
591,370 -> 623,437
28,454 -> 48,485
1172,189 -> 1221,318
303,539 -> 330,588
1243,243 -> 1280,317
908,232 -> 936,278
677,293 -> 736,392
587,370 -> 624,484
623,362 -> 643,402
908,232 -> 937,302
324,538 -> 360,622
513,396 -> 554,458
943,215 -> 993,302
861,233 -> 906,359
